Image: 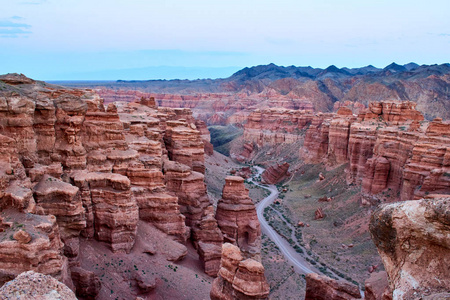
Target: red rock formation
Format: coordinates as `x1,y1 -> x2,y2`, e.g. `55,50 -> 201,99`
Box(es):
363,101 -> 424,125
302,114 -> 331,163
164,160 -> 211,227
164,120 -> 206,174
361,157 -> 390,195
33,175 -> 85,257
191,206 -> 224,276
70,267 -> 101,299
364,271 -> 392,300
0,209 -> 71,286
314,207 -> 325,220
261,162 -> 290,184
305,273 -> 361,300
243,108 -> 313,146
210,243 -> 269,300
195,119 -> 214,155
370,197 -> 450,299
215,176 -> 261,258
0,75 -> 219,295
0,271 -> 77,299
71,171 -> 138,253
232,142 -> 255,163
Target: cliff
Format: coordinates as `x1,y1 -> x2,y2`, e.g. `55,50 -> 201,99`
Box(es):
210,243 -> 270,300
0,74 -> 219,298
370,197 -> 450,299
215,176 -> 261,258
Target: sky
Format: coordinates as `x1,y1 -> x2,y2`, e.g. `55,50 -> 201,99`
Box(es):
1,0 -> 449,80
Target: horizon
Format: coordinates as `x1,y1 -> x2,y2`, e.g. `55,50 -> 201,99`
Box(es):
1,0 -> 449,80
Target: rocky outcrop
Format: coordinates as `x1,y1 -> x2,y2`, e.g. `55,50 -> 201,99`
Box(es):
305,273 -> 361,300
302,114 -> 332,163
71,171 -> 138,253
164,120 -> 206,174
261,162 -> 290,184
210,243 -> 269,300
364,271 -> 392,300
215,176 -> 261,258
192,206 -> 224,276
33,175 -> 85,257
0,209 -> 70,286
164,160 -> 211,227
243,108 -> 313,146
363,101 -> 424,125
0,75 -> 216,292
70,266 -> 101,299
369,198 -> 450,299
299,101 -> 450,202
0,271 -> 76,299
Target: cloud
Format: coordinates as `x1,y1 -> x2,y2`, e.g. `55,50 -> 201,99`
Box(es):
438,33 -> 450,37
0,18 -> 32,38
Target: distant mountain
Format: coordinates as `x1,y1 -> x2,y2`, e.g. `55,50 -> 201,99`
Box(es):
56,62 -> 450,120
384,62 -> 408,73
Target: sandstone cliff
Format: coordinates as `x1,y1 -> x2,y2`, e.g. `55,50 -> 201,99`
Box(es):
298,101 -> 450,202
304,273 -> 361,300
210,243 -> 270,300
261,162 -> 290,184
0,74 -> 219,297
216,176 -> 261,258
370,197 -> 450,299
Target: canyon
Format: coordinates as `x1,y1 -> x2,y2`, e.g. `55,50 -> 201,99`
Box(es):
0,70 -> 449,300
0,74 -> 269,299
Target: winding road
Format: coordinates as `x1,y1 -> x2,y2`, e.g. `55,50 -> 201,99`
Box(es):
250,166 -> 317,275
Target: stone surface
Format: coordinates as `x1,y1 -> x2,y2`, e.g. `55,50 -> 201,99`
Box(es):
370,198 -> 450,299
305,273 -> 361,300
261,162 -> 290,184
364,271 -> 391,300
210,243 -> 269,300
0,209 -> 70,287
0,271 -> 77,300
192,206 -> 224,276
70,266 -> 101,299
215,176 -> 261,258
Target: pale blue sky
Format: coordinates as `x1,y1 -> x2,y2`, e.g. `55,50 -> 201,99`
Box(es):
1,0 -> 449,80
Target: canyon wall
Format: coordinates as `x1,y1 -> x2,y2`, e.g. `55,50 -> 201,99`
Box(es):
370,197 -> 450,299
301,101 -> 449,203
234,100 -> 449,203
0,74 -> 222,297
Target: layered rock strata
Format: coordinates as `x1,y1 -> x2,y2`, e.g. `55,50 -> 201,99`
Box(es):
243,108 -> 314,147
0,74 -> 218,292
210,243 -> 270,300
261,162 -> 290,184
191,206 -> 224,276
304,273 -> 361,300
215,176 -> 261,258
369,197 -> 450,299
298,101 -> 450,202
0,209 -> 71,286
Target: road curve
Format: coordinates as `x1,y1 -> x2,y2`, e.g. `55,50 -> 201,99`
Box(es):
251,166 -> 316,274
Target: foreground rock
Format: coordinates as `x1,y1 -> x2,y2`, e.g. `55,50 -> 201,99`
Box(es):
210,243 -> 269,300
305,273 -> 361,300
370,197 -> 450,299
0,271 -> 77,299
364,271 -> 392,300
